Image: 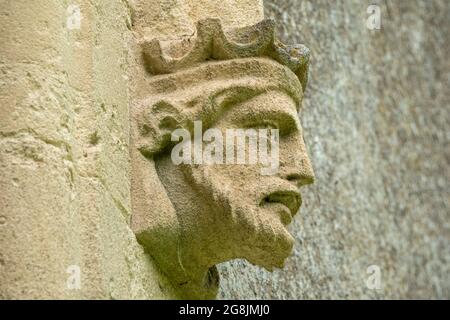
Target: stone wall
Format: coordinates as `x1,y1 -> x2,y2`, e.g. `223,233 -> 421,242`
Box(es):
0,0 -> 176,299
218,0 -> 449,299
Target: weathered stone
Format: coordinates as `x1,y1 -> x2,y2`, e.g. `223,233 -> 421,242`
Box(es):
0,0 -> 176,299
131,17 -> 314,299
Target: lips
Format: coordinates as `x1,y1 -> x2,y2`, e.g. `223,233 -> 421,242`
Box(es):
261,190 -> 302,222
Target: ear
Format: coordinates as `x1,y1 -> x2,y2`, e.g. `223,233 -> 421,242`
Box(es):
135,100 -> 185,157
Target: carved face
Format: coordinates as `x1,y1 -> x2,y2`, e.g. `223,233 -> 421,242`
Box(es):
132,18 -> 313,296
154,89 -> 314,271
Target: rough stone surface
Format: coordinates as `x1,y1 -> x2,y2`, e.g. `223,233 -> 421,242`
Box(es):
0,0 -> 176,299
218,0 -> 449,299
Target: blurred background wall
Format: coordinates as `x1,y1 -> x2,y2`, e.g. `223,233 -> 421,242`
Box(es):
218,0 -> 449,299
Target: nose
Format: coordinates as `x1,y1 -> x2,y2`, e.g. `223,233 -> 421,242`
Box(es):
279,135 -> 315,187
283,157 -> 315,187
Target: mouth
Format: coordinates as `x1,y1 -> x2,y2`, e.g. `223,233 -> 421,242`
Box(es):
260,190 -> 302,225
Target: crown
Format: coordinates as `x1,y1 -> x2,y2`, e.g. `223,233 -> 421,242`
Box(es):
141,18 -> 310,91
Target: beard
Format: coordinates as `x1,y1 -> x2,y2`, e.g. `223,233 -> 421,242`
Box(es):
231,203 -> 295,270
186,164 -> 295,270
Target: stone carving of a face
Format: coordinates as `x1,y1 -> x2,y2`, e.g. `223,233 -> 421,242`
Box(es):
131,19 -> 314,299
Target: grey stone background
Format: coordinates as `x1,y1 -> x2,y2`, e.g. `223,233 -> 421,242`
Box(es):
218,0 -> 449,299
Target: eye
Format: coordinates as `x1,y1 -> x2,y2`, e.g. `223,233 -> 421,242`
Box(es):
244,120 -> 279,130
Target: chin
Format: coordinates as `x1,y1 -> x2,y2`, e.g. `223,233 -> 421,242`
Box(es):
245,226 -> 295,271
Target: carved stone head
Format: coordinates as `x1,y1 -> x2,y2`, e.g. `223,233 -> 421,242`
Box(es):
131,19 -> 314,299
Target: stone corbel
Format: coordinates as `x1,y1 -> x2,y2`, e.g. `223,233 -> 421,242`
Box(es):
130,18 -> 313,299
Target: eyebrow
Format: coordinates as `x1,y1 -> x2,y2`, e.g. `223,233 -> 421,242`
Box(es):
227,106 -> 299,135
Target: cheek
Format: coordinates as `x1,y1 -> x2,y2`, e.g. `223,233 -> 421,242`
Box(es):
196,164 -> 264,203
278,133 -> 304,164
